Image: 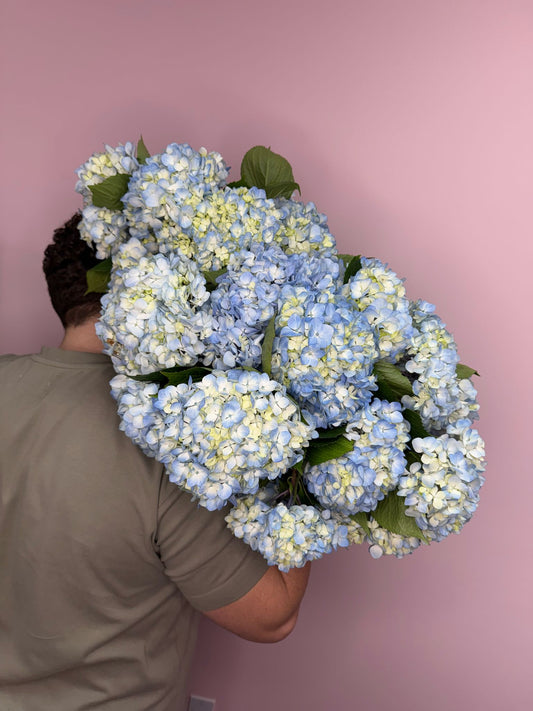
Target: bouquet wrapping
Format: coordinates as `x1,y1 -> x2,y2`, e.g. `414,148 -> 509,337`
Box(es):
76,138 -> 485,570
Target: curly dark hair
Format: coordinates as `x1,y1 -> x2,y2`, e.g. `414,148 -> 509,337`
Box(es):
42,213 -> 103,328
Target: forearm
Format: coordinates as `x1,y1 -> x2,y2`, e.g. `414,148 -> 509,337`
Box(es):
204,562 -> 311,643
268,563 -> 311,641
276,563 -> 311,634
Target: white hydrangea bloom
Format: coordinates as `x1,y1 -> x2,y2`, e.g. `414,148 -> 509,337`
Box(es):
75,142 -> 138,200
365,518 -> 422,558
75,142 -> 138,257
97,240 -> 213,375
274,198 -> 336,257
344,257 -> 414,362
188,187 -> 284,270
401,300 -> 479,431
397,423 -> 485,541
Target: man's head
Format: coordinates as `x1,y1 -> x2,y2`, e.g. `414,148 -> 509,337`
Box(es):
43,214 -> 102,328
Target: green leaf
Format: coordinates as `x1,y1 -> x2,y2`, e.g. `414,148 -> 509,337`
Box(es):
315,425 -> 347,440
89,173 -> 131,210
130,370 -> 169,384
306,435 -> 354,466
338,254 -> 354,267
372,359 -> 429,441
405,450 -> 422,467
350,511 -> 371,536
226,178 -> 246,189
131,365 -> 212,386
372,491 -> 427,541
136,135 -> 150,164
240,146 -> 300,199
262,181 -> 300,199
375,378 -> 398,403
202,267 -> 227,292
373,360 -> 413,399
403,409 -> 430,441
85,258 -> 112,294
162,367 -> 211,386
292,459 -> 305,475
342,255 -> 362,284
261,315 -> 276,376
456,363 -> 479,379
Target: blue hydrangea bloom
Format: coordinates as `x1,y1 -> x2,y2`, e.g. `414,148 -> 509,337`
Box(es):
79,205 -> 130,260
121,143 -> 228,250
288,251 -> 343,291
110,375 -> 164,459
226,487 -> 349,571
111,369 -> 316,511
271,285 -> 379,427
305,399 -> 410,513
205,243 -> 291,368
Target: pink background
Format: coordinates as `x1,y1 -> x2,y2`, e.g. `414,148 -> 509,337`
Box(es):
1,1 -> 532,709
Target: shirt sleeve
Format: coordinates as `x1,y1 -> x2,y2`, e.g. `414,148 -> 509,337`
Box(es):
154,474 -> 269,612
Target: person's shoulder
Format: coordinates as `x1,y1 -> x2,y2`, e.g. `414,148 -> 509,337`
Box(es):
0,352 -> 33,375
0,353 -> 29,364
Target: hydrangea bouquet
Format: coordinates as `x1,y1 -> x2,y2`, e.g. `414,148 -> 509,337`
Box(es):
76,138 -> 485,570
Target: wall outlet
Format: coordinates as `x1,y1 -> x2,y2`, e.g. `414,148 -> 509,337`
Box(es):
188,694 -> 216,711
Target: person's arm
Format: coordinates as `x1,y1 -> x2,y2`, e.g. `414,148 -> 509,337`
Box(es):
203,562 -> 311,643
155,480 -> 311,643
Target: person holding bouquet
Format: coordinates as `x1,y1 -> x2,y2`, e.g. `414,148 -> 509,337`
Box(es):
0,214 -> 311,711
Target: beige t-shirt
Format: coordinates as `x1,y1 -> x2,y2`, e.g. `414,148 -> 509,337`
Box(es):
0,348 -> 268,711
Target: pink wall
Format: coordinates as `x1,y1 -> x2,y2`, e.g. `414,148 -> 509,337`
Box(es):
1,1 -> 531,709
